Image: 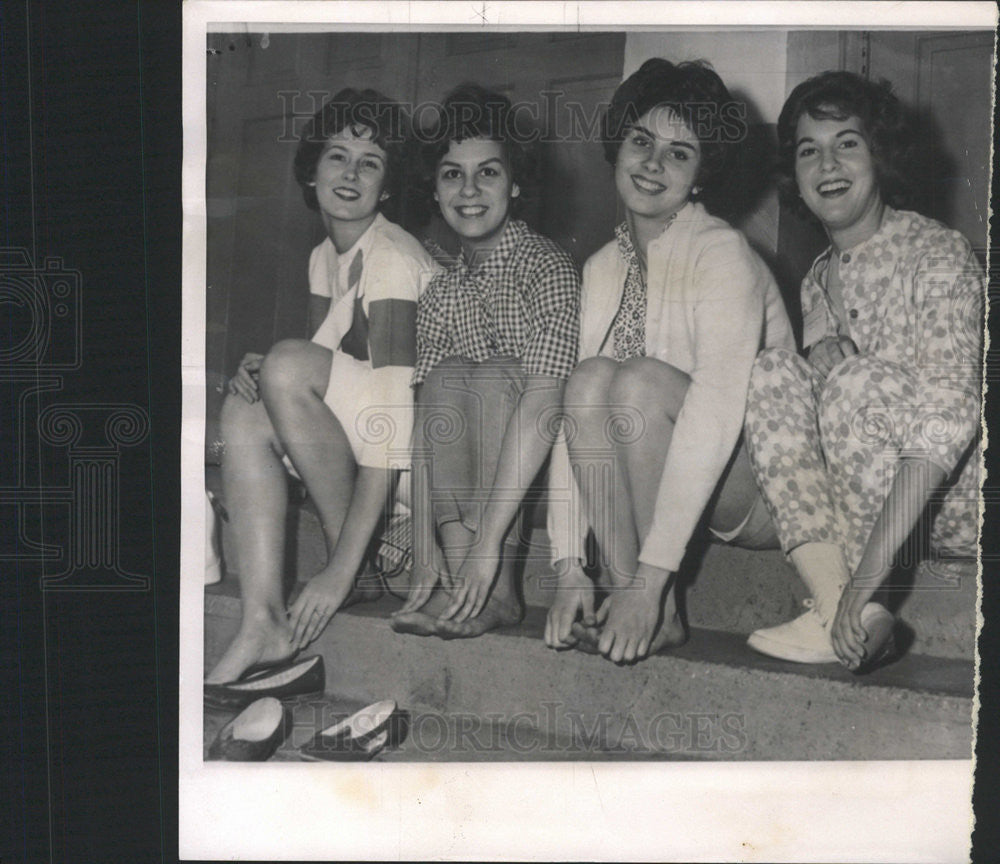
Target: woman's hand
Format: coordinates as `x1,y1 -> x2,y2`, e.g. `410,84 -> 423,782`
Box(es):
395,561 -> 446,616
596,562 -> 671,663
807,336 -> 858,378
287,571 -> 354,650
830,581 -> 876,670
229,352 -> 264,403
544,559 -> 596,649
442,552 -> 501,622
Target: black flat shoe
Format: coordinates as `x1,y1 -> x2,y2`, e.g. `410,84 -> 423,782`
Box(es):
204,655 -> 325,711
208,697 -> 288,761
299,699 -> 406,762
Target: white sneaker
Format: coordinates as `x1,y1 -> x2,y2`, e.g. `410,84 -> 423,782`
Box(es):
746,599 -> 838,664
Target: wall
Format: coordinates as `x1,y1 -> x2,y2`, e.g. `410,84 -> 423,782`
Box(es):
625,30 -> 790,123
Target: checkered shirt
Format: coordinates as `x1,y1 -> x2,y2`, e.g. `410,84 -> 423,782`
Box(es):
413,220 -> 580,385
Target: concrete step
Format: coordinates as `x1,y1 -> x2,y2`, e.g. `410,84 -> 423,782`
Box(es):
521,538 -> 978,662
204,584 -> 973,761
212,474 -> 977,661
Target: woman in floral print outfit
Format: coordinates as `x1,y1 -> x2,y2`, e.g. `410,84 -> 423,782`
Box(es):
744,71 -> 983,671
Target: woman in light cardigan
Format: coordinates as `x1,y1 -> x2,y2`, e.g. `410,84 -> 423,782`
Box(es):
544,59 -> 795,664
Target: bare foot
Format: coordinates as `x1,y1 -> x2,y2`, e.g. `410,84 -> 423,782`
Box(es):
571,617 -> 685,656
390,587 -> 456,637
205,614 -> 296,684
648,614 -> 687,653
568,621 -> 602,653
648,582 -> 687,653
391,585 -> 522,639
597,563 -> 672,664
434,591 -> 522,639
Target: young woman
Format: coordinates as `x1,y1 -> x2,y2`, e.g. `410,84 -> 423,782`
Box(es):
743,71 -> 982,671
543,58 -> 795,664
206,89 -> 436,685
391,83 -> 581,640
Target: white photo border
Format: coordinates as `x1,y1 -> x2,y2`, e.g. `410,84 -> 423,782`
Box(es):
181,2 -> 994,859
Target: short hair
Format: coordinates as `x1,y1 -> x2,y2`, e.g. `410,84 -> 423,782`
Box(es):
419,83 -> 538,216
776,71 -> 915,212
602,58 -> 746,206
293,88 -> 408,214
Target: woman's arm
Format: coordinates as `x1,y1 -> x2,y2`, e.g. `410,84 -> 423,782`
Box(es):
638,235 -> 766,573
832,456 -> 947,667
288,466 -> 398,648
833,239 -> 984,666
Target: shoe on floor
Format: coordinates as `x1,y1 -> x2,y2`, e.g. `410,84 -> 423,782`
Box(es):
299,699 -> 405,761
204,654 -> 325,711
746,599 -> 838,664
748,600 -> 898,668
208,697 -> 288,761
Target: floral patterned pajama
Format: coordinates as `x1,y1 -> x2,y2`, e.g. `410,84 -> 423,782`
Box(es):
744,208 -> 983,573
744,349 -> 978,572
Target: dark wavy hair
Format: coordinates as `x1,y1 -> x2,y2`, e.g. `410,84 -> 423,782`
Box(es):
602,58 -> 747,213
293,88 -> 408,216
776,71 -> 916,214
419,83 -> 538,217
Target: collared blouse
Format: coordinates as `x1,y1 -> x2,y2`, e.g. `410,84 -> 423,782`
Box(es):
413,219 -> 580,385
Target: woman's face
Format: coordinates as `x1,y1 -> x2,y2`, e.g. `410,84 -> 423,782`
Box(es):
793,111 -> 884,244
614,105 -> 702,226
311,124 -> 388,225
434,137 -> 519,260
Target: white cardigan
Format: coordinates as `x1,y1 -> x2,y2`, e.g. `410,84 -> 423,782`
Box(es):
547,201 -> 794,572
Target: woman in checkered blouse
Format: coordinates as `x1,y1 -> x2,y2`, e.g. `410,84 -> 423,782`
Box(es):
391,84 -> 581,640
544,59 -> 795,664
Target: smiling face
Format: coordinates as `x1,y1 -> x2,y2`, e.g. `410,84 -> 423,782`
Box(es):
614,105 -> 701,234
794,111 -> 884,249
311,124 -> 388,237
434,137 -> 519,261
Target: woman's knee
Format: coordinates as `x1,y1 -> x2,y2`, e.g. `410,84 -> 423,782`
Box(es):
824,354 -> 912,401
749,347 -> 810,390
564,356 -> 615,406
219,390 -> 273,445
608,357 -> 689,411
819,355 -> 914,451
420,355 -> 469,392
745,348 -> 815,428
259,339 -> 326,398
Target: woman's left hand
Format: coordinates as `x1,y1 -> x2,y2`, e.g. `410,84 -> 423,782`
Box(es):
442,553 -> 500,622
831,582 -> 876,670
288,572 -> 354,650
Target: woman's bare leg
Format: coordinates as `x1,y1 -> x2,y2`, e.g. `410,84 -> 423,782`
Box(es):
260,339 -> 392,649
205,393 -> 296,684
393,357 -> 524,638
563,357 -> 640,582
596,358 -> 691,660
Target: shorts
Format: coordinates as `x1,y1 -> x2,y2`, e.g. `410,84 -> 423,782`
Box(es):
282,348 -> 414,476
708,489 -> 776,550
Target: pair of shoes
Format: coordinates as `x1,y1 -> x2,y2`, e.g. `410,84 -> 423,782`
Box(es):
204,655 -> 325,711
747,600 -> 897,671
208,697 -> 288,761
299,699 -> 408,762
